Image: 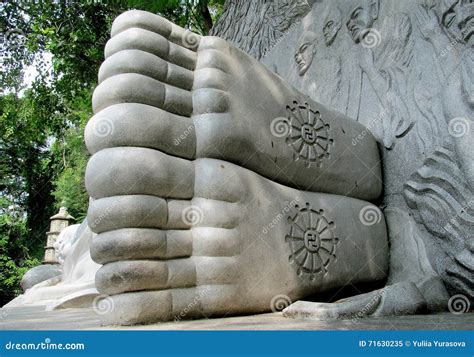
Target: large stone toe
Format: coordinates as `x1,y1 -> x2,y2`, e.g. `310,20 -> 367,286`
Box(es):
106,26 -> 198,70
96,259 -> 196,295
99,50 -> 193,90
91,228 -> 192,264
87,195 -> 168,233
85,103 -> 195,158
111,10 -> 202,52
98,285 -> 237,325
92,73 -> 192,116
85,147 -> 194,199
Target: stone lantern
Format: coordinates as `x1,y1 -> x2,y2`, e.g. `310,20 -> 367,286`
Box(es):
43,206 -> 74,264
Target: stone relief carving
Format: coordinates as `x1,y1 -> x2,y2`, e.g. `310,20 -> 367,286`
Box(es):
415,0 -> 473,172
404,142 -> 474,300
286,203 -> 338,280
404,0 -> 474,302
289,3 -> 362,119
285,101 -> 333,168
294,32 -> 318,76
323,4 -> 342,47
347,0 -> 414,149
211,0 -> 312,60
256,0 -> 473,312
345,0 -> 380,45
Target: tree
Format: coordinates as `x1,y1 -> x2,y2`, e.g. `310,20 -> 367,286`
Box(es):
0,0 -> 224,304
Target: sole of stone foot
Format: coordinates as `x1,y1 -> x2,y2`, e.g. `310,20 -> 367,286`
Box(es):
85,10 -> 382,201
85,147 -> 388,325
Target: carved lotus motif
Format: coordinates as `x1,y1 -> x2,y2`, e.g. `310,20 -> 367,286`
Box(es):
285,101 -> 333,168
286,203 -> 338,280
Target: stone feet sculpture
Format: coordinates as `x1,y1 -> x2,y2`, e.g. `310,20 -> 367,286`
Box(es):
86,10 -> 382,201
87,150 -> 387,325
85,10 -> 404,326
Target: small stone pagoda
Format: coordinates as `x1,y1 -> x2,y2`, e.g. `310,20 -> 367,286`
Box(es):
43,206 -> 74,264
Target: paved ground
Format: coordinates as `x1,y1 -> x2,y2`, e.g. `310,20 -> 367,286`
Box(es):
1,306 -> 473,330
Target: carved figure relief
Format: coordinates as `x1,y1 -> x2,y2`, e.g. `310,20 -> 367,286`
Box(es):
404,0 -> 474,300
291,3 -> 363,119
248,0 -> 473,306
294,32 -> 318,76
416,0 -> 473,174
347,0 -> 414,149
322,4 -> 342,47
211,0 -> 311,60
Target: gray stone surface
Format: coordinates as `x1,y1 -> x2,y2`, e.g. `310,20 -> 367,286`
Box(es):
0,306 -> 473,330
78,1 -> 474,325
210,0 -> 313,60
3,0 -> 471,330
86,154 -> 388,325
82,9 -> 391,326
283,282 -> 428,320
5,222 -> 100,310
20,265 -> 62,292
86,10 -> 382,200
256,0 -> 473,308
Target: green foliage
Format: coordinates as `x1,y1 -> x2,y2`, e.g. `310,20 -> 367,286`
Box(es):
51,97 -> 91,222
0,0 -> 224,304
126,0 -> 225,34
0,199 -> 41,304
1,1 -> 225,96
0,92 -> 59,250
0,92 -> 58,306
